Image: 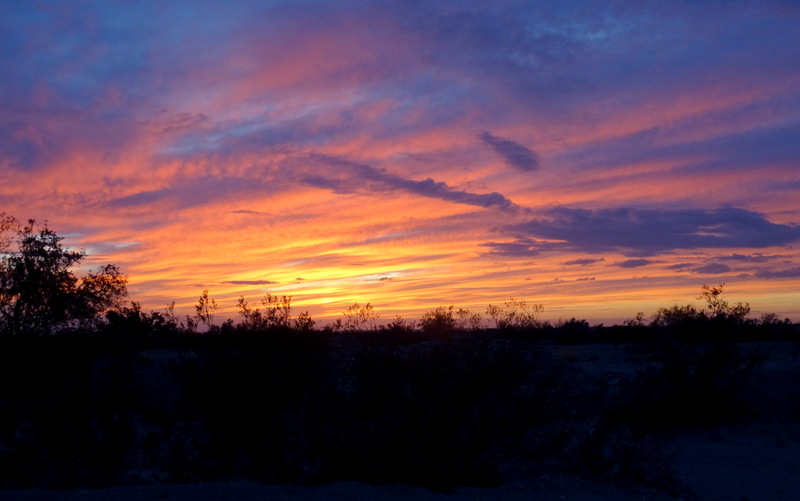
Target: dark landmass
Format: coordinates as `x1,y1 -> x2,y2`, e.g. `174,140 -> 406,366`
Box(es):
1,321 -> 799,500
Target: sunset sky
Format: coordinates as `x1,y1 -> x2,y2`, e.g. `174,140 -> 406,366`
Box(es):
2,0 -> 799,324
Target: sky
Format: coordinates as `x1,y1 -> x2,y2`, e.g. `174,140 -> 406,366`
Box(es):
1,0 -> 799,324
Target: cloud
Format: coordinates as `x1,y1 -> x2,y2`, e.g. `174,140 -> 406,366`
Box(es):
230,209 -> 271,216
153,112 -> 210,134
479,131 -> 539,171
755,267 -> 800,279
480,239 -> 539,257
614,259 -> 656,268
558,120 -> 800,177
221,280 -> 277,285
507,206 -> 800,256
308,154 -> 521,212
108,176 -> 270,209
692,263 -> 732,274
480,238 -> 566,257
670,253 -> 793,277
563,258 -> 605,266
717,253 -> 772,263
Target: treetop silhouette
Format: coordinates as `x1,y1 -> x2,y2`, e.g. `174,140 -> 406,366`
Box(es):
0,217 -> 128,335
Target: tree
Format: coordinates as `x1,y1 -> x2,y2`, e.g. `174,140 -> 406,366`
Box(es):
195,289 -> 218,329
0,219 -> 128,335
698,283 -> 750,323
0,212 -> 15,254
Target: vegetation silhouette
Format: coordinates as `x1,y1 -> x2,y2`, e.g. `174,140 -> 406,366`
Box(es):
0,217 -> 127,335
1,215 -> 799,498
338,302 -> 380,332
486,298 -> 544,330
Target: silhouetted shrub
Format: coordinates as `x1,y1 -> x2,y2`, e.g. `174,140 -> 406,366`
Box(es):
380,315 -> 416,335
419,305 -> 457,333
236,293 -> 294,331
555,318 -> 594,344
340,302 -> 380,331
104,301 -> 178,337
486,298 -> 543,330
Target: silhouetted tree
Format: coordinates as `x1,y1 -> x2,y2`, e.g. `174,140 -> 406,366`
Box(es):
0,211 -> 15,254
195,289 -> 218,329
651,284 -> 751,329
698,283 -> 750,323
0,219 -> 127,335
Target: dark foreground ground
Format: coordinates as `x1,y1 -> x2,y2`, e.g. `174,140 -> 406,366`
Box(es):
0,477 -> 676,501
1,327 -> 798,500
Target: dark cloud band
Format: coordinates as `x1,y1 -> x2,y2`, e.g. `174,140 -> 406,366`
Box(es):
505,206 -> 800,256
307,154 -> 521,212
479,131 -> 539,172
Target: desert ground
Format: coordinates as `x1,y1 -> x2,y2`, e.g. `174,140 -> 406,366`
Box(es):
2,335 -> 798,501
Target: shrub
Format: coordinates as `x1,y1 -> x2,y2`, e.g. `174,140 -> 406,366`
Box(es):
486,298 -> 543,330
419,305 -> 457,333
340,302 -> 379,332
104,301 -> 178,336
455,308 -> 483,331
237,293 -> 294,331
381,315 -> 416,334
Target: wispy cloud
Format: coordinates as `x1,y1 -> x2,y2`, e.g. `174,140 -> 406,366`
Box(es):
614,259 -> 657,269
480,238 -> 564,257
307,154 -> 521,212
221,280 -> 277,285
756,267 -> 800,279
108,177 -> 270,210
563,258 -> 605,266
717,253 -> 772,263
692,263 -> 732,275
479,131 -> 539,172
508,207 -> 800,256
